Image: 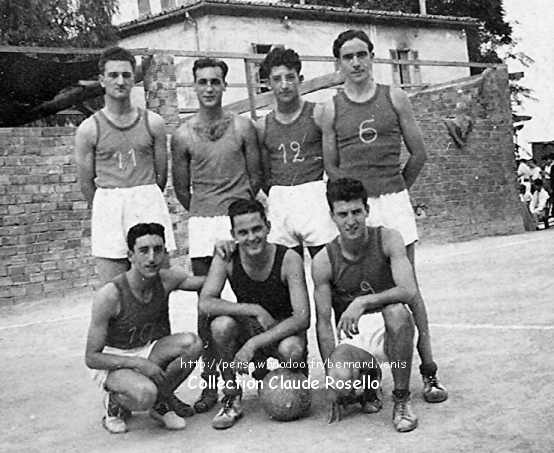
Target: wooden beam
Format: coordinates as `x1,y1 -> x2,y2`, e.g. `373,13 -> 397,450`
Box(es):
225,71 -> 344,114
0,45 -> 505,69
243,59 -> 259,120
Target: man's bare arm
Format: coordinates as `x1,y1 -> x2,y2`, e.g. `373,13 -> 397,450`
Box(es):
255,117 -> 271,195
74,117 -> 97,207
312,249 -> 336,363
171,126 -> 192,211
319,99 -> 346,181
238,116 -> 263,196
198,254 -> 266,319
148,111 -> 168,191
390,86 -> 427,189
160,266 -> 206,293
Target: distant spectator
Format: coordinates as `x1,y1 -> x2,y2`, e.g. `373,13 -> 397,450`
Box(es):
528,160 -> 542,182
519,184 -> 532,204
529,179 -> 550,228
543,155 -> 553,195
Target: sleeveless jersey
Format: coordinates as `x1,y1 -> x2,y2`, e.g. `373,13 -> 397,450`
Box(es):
333,85 -> 406,197
263,101 -> 324,186
93,108 -> 157,188
326,227 -> 395,323
229,245 -> 293,321
186,115 -> 253,217
106,273 -> 170,349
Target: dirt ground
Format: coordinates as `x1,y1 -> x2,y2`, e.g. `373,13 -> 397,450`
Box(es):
1,229 -> 553,453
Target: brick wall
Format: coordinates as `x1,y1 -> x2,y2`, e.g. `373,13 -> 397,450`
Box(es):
0,67 -> 522,304
408,68 -> 523,242
0,128 -> 188,305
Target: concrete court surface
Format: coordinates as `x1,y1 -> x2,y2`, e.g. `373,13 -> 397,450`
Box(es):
1,229 -> 553,453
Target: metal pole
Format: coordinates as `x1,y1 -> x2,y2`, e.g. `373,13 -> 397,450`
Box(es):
419,0 -> 427,15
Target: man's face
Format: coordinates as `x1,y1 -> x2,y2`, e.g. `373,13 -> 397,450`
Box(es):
268,65 -> 302,105
128,234 -> 166,279
100,60 -> 135,100
231,212 -> 269,257
194,66 -> 226,108
331,199 -> 368,241
338,38 -> 373,84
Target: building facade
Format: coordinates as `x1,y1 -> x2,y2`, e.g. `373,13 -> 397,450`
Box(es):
115,0 -> 478,112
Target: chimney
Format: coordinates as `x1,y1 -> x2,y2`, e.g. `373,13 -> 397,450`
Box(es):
419,0 -> 427,15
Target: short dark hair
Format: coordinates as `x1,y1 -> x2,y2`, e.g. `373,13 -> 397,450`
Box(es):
228,199 -> 267,228
533,178 -> 544,188
326,178 -> 368,211
260,47 -> 302,78
99,46 -> 136,74
192,58 -> 229,82
127,223 -> 165,251
332,29 -> 374,58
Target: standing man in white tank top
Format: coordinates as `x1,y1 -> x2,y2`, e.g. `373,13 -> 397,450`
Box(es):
320,30 -> 448,405
257,47 -> 337,259
75,47 -> 176,285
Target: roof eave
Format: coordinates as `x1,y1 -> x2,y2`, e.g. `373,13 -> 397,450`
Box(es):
118,1 -> 479,38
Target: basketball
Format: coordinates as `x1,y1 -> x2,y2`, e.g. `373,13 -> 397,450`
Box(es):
259,368 -> 312,421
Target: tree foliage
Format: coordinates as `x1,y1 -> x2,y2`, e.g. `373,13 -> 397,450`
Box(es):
0,0 -> 119,48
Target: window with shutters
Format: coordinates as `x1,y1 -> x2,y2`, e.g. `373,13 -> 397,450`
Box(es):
390,49 -> 421,86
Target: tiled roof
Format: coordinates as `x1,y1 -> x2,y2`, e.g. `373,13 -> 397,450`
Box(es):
118,0 -> 479,36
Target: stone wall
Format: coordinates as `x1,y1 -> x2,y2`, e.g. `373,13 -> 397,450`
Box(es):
0,127 -> 188,306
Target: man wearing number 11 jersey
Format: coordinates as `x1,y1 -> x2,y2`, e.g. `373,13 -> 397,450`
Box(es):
257,47 -> 337,258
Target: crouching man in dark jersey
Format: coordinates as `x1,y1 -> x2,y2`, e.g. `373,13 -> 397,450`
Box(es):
199,199 -> 310,430
85,223 -> 204,434
313,178 -> 419,432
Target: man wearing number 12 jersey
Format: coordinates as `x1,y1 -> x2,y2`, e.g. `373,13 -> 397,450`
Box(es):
257,47 -> 337,258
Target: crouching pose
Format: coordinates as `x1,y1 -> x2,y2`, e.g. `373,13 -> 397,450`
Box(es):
85,223 -> 204,434
199,199 -> 310,430
313,178 -> 419,432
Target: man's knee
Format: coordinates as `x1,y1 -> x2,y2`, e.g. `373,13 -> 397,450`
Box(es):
277,336 -> 306,363
382,304 -> 414,338
124,379 -> 158,411
210,316 -> 238,343
175,332 -> 203,359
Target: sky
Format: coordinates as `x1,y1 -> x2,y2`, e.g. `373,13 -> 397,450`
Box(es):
502,0 -> 554,143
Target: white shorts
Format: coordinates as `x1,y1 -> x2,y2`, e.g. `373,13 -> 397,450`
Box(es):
91,184 -> 176,259
339,313 -> 387,364
267,180 -> 338,248
366,190 -> 418,246
188,215 -> 233,258
90,341 -> 157,391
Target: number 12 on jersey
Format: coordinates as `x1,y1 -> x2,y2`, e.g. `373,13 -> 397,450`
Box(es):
278,141 -> 305,164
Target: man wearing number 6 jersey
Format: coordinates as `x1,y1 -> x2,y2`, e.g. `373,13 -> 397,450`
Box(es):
319,29 -> 448,404
257,47 -> 337,258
